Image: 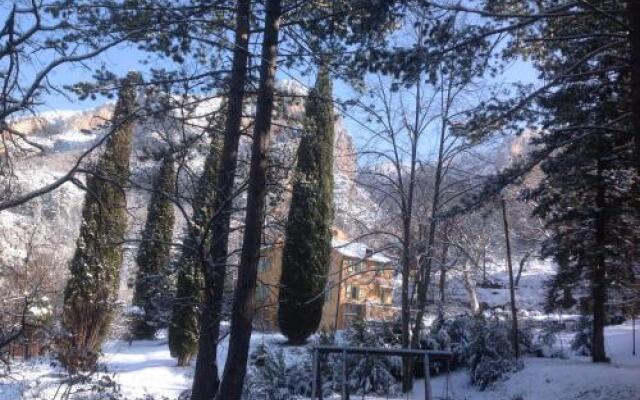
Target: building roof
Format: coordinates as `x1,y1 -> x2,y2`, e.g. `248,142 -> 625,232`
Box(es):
331,237 -> 392,264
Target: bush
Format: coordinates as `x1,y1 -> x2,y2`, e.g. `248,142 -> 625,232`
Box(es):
531,320 -> 566,358
338,320 -> 403,397
570,316 -> 593,356
466,315 -> 522,390
295,321 -> 403,398
243,342 -> 291,400
423,314 -> 474,370
243,321 -> 405,399
517,324 -> 536,356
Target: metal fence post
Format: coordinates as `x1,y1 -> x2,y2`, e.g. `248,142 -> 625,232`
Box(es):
312,347 -> 319,399
342,349 -> 348,399
423,353 -> 431,400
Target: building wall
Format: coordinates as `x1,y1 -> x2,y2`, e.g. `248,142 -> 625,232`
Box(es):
318,251 -> 345,331
254,243 -> 284,331
255,240 -> 398,333
319,255 -> 396,331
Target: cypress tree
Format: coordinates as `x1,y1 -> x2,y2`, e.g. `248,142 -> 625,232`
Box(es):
169,131 -> 221,366
278,66 -> 334,344
132,154 -> 176,339
61,72 -> 140,371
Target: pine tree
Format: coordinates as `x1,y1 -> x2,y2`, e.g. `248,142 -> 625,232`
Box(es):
190,0 -> 252,395
242,343 -> 289,400
60,72 -> 140,371
132,154 -> 176,339
467,314 -> 522,390
529,4 -> 638,362
216,1 -> 283,396
278,66 -> 334,344
169,132 -> 221,367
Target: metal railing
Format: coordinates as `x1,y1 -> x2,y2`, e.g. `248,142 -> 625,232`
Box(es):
311,345 -> 452,400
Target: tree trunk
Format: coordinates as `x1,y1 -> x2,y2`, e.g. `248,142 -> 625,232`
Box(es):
400,56 -> 421,394
629,0 -> 640,175
461,260 -> 480,314
515,252 -> 531,288
215,0 -> 281,398
592,163 -> 608,363
501,197 -> 519,359
191,2 -> 251,399
482,247 -> 487,283
437,241 -> 449,320
401,235 -> 412,392
410,117 -> 446,350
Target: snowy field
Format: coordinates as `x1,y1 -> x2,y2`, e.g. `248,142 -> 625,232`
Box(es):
1,322 -> 638,400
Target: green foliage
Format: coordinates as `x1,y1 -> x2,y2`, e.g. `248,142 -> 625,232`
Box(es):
131,155 -> 176,339
571,317 -> 593,357
288,320 -> 403,398
243,343 -> 290,400
532,320 -> 567,359
424,314 -> 474,369
168,131 -> 221,365
340,320 -> 403,396
278,67 -> 335,344
526,2 -> 638,361
61,72 -> 140,371
466,315 -> 522,390
241,321 -> 403,399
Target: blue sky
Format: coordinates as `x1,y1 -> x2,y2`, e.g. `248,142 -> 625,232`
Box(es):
34,42 -> 536,149
1,0 -> 539,151
2,0 -> 537,153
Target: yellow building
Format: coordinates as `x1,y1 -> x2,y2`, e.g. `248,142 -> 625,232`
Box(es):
255,229 -> 398,332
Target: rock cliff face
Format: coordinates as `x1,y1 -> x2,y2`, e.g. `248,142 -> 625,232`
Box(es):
333,116 -> 358,180
503,129 -> 544,190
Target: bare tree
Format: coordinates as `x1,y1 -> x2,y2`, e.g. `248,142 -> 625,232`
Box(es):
1,230 -> 61,370
350,23 -> 489,388
0,2 -> 136,175
501,196 -> 519,359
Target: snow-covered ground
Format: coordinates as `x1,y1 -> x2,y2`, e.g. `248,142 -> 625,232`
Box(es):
1,96 -> 636,400
419,322 -> 640,400
2,322 -> 638,400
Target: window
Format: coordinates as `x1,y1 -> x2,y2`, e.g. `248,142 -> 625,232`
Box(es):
379,288 -> 392,305
347,260 -> 364,274
346,285 -> 359,300
256,284 -> 267,303
258,256 -> 271,272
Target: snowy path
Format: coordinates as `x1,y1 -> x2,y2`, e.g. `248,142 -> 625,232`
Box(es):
101,339 -> 193,398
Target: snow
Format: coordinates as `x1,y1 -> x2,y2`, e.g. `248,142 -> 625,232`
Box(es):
50,130 -> 99,152
101,339 -> 193,398
332,237 -> 392,263
2,322 -> 638,399
442,258 -> 558,312
416,322 -> 640,400
1,97 -> 637,400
